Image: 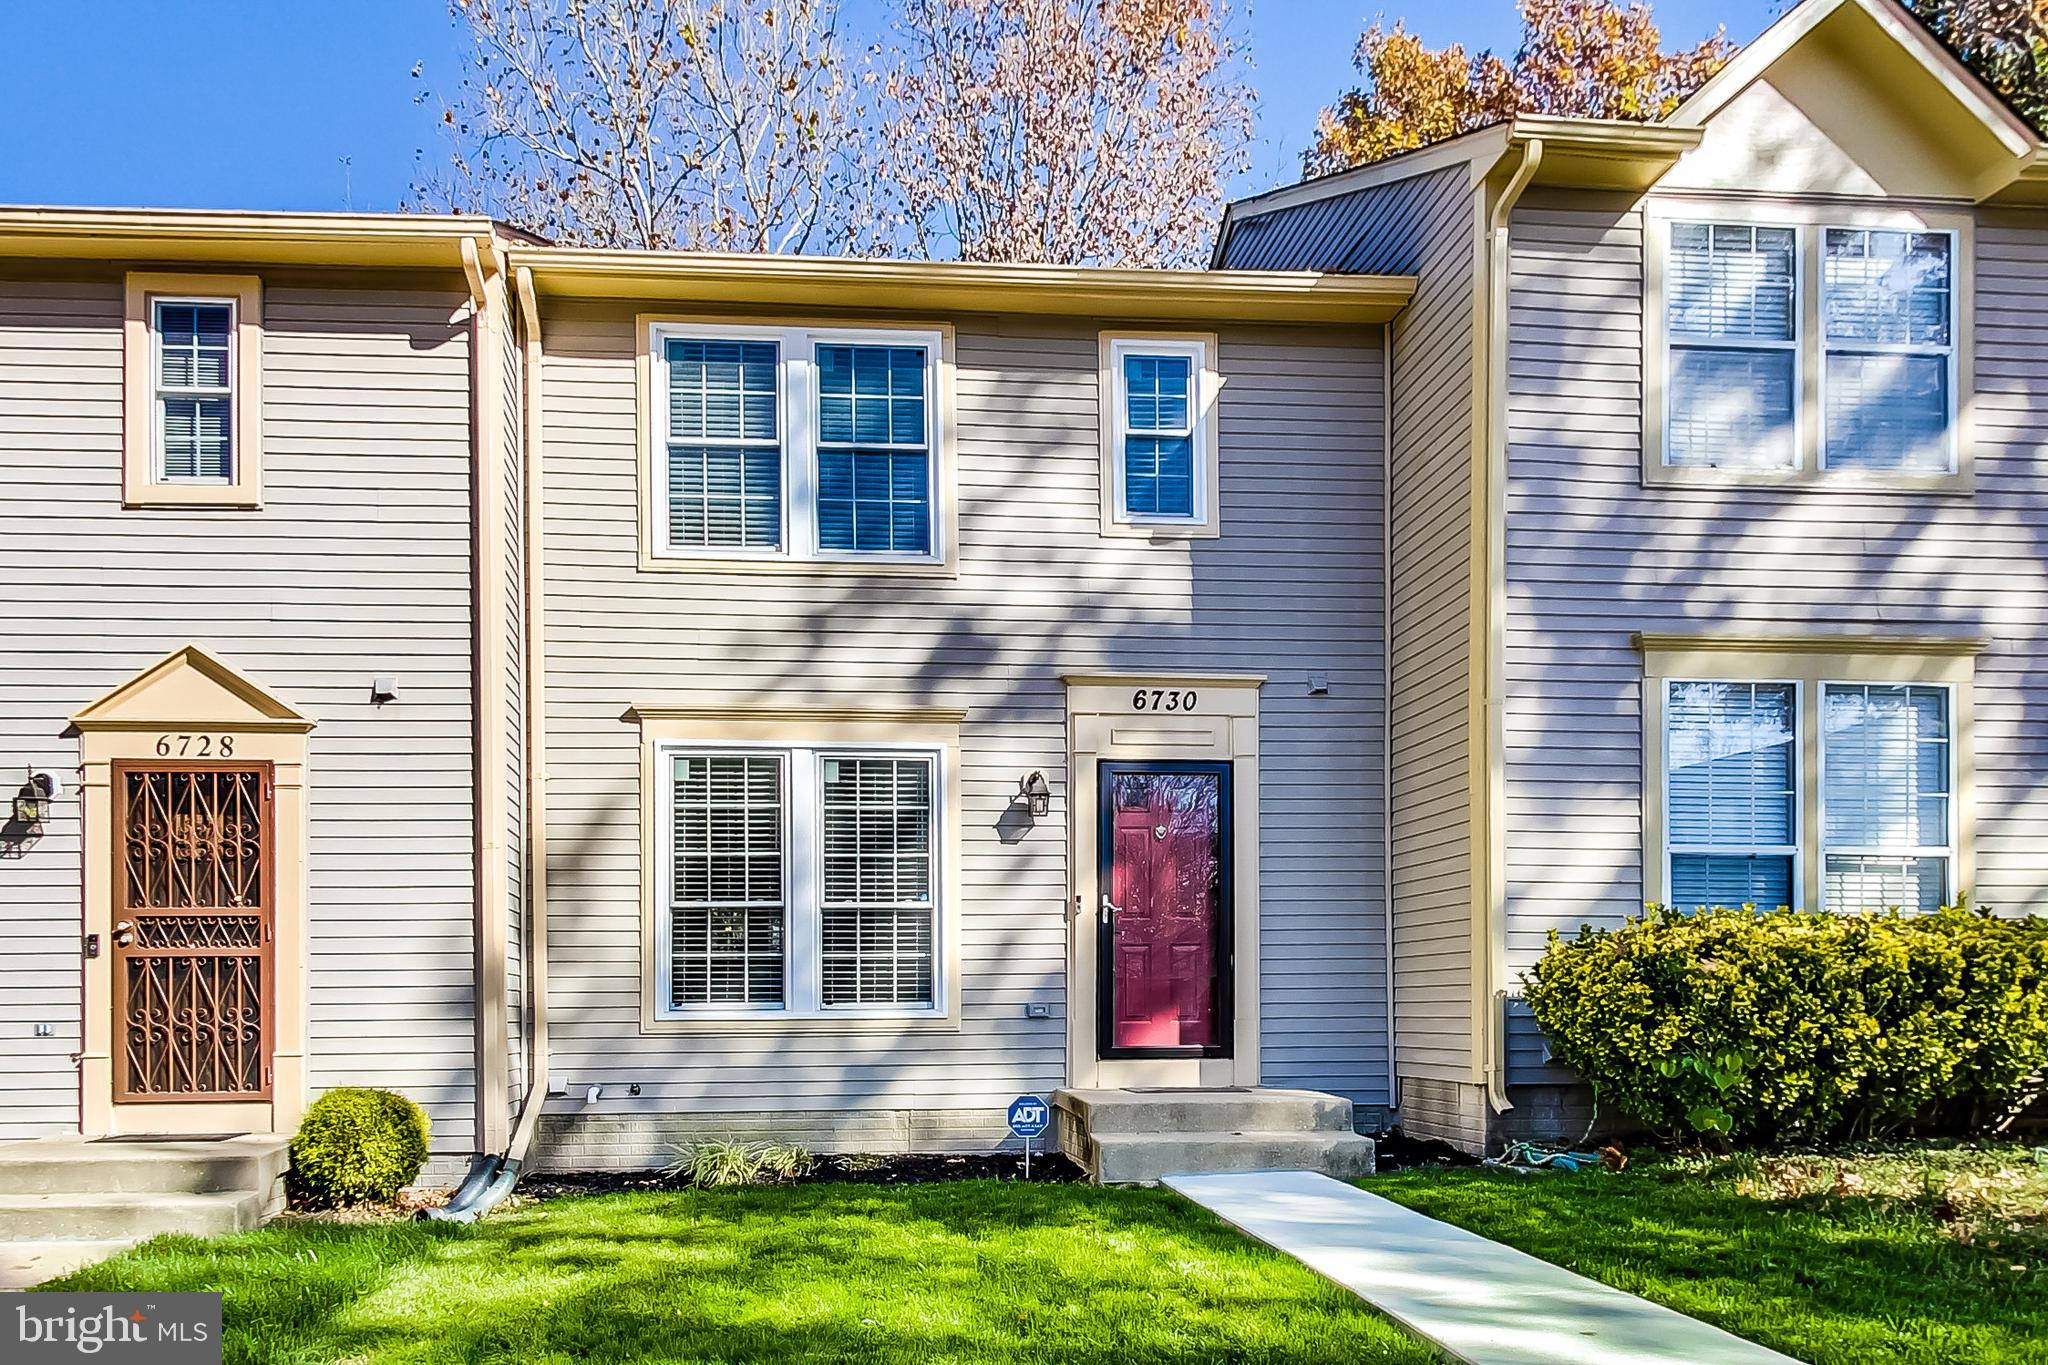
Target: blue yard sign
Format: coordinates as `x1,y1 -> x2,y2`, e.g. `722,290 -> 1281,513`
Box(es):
1008,1094 -> 1049,1176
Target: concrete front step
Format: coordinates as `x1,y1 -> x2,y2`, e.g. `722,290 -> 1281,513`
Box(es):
1056,1087 -> 1355,1136
0,1135 -> 290,1197
1090,1130 -> 1378,1186
0,1191 -> 269,1242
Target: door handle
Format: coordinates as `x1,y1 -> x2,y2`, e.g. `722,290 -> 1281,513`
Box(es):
112,920 -> 134,949
1100,895 -> 1122,925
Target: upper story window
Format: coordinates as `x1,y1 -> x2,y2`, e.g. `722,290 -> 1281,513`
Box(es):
122,273 -> 263,509
1650,212 -> 1968,491
1101,333 -> 1220,538
649,322 -> 947,567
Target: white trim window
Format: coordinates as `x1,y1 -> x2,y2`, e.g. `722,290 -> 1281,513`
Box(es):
152,297 -> 237,484
1661,678 -> 1957,912
1664,223 -> 1800,471
1107,336 -> 1214,529
651,323 -> 944,563
656,741 -> 944,1018
1820,229 -> 1956,474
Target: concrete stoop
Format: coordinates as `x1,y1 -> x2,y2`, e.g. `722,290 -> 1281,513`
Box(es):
1054,1087 -> 1377,1185
0,1135 -> 289,1242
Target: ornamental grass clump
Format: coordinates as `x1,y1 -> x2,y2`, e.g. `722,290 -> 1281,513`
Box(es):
1524,905 -> 2048,1143
288,1087 -> 432,1207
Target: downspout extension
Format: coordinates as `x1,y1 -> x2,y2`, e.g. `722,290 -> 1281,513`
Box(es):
1481,137 -> 1542,1118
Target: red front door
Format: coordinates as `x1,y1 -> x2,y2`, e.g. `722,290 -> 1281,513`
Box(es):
1098,762 -> 1231,1056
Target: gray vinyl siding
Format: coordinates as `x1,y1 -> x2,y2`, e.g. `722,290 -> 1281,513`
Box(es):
535,305 -> 1388,1140
0,272 -> 482,1151
1226,165 -> 1482,1085
1502,195 -> 2048,1081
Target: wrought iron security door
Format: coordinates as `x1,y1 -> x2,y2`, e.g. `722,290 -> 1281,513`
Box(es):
112,762 -> 274,1102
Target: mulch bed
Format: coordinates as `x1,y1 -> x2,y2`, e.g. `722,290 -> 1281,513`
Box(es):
516,1150 -> 1087,1201
1373,1129 -> 1483,1171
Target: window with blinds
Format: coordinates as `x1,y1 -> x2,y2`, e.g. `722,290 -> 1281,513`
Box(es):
816,345 -> 932,555
665,339 -> 782,550
1821,684 -> 1951,911
1822,230 -> 1954,473
1120,353 -> 1196,518
819,755 -> 935,1006
1665,223 -> 1799,471
1665,681 -> 1798,909
668,754 -> 786,1006
154,300 -> 235,483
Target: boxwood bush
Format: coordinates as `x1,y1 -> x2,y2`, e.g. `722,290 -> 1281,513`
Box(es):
1524,905 -> 2048,1143
289,1087 -> 431,1206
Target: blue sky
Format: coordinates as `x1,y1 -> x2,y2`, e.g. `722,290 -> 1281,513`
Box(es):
0,0 -> 1785,214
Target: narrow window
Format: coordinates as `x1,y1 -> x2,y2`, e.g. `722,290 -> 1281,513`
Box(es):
1665,680 -> 1798,908
816,344 -> 932,554
664,338 -> 782,551
1822,230 -> 1955,473
1664,224 -> 1798,470
668,754 -> 786,1006
819,755 -> 935,1006
154,300 -> 236,483
1822,684 -> 1951,911
1121,353 -> 1196,518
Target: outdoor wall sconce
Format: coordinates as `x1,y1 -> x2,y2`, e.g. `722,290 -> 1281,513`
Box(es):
12,770 -> 62,826
1017,770 -> 1052,818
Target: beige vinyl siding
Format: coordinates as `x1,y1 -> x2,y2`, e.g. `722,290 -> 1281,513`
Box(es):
1227,165 -> 1482,1085
535,305 -> 1387,1142
0,273 -> 482,1152
1501,196 -> 2048,1079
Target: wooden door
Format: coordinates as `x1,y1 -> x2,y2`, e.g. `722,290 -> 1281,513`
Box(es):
1097,761 -> 1232,1058
112,762 -> 274,1102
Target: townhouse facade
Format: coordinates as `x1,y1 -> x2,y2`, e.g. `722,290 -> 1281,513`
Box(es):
1,0 -> 2042,1165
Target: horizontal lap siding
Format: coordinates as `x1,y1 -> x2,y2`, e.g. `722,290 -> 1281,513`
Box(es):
0,275 -> 480,1148
538,306 -> 1387,1127
1503,200 -> 2048,1080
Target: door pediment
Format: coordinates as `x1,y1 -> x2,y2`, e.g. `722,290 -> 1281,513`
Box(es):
72,645 -> 314,734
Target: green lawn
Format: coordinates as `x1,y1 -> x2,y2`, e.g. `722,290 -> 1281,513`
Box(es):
1373,1145 -> 2048,1365
48,1182 -> 1434,1365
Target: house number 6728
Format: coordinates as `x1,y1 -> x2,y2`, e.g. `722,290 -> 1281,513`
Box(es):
1131,689 -> 1197,712
155,734 -> 234,758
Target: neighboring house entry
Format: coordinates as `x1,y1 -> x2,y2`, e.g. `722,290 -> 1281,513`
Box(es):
111,762 -> 274,1103
1097,761 -> 1233,1059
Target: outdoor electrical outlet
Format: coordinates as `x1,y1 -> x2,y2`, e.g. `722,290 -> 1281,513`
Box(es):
628,1083 -> 641,1096
34,1023 -> 52,1037
1024,1003 -> 1051,1019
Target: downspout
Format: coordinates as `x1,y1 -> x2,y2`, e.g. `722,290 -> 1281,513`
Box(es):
1480,136 -> 1542,1117
432,263 -> 548,1222
1381,319 -> 1398,1117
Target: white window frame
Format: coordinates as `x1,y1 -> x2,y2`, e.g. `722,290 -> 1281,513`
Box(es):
1659,223 -> 1804,475
648,321 -> 947,567
1660,677 -> 1804,910
1816,227 -> 1960,477
150,294 -> 239,487
652,738 -> 948,1021
1100,332 -> 1221,538
1815,679 -> 1958,912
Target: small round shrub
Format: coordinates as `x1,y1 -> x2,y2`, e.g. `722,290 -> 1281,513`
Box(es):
1524,904 -> 2048,1143
289,1087 -> 431,1206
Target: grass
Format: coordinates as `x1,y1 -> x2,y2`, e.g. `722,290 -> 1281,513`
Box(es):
47,1181 -> 1434,1364
1372,1143 -> 2048,1365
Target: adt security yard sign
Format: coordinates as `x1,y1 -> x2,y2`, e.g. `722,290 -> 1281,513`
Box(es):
1008,1095 -> 1050,1175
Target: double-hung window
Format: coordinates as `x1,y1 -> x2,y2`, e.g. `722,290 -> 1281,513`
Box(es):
1653,214 -> 1965,486
651,323 -> 945,564
1656,660 -> 1963,913
153,300 -> 237,484
656,741 -> 945,1019
1102,334 -> 1219,536
122,272 -> 262,508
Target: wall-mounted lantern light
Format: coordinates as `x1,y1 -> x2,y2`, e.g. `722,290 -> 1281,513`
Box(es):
12,770 -> 62,826
1017,770 -> 1052,819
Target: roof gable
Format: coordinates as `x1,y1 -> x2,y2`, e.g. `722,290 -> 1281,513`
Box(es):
72,645 -> 314,733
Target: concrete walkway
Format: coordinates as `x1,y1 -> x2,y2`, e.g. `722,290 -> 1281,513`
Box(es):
1166,1170 -> 1801,1365
0,1240 -> 133,1291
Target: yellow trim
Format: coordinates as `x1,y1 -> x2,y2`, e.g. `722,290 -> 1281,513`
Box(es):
1641,201 -> 1976,493
122,272 -> 263,509
518,247 -> 1413,325
1639,638 -> 1975,913
632,709 -> 964,1035
73,647 -> 314,1137
632,313 -> 961,576
1,207 -> 496,270
1097,331 -> 1223,539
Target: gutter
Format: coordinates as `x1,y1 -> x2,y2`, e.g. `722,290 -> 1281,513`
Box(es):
1479,137 -> 1543,1117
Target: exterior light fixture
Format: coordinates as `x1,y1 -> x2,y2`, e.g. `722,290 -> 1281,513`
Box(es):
12,770 -> 61,826
1017,770 -> 1052,818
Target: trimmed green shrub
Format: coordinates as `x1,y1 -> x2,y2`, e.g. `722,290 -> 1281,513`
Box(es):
1524,905 -> 2048,1143
289,1087 -> 431,1206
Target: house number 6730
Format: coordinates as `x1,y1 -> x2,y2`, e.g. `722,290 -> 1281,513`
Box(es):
1132,689 -> 1197,712
155,734 -> 234,758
